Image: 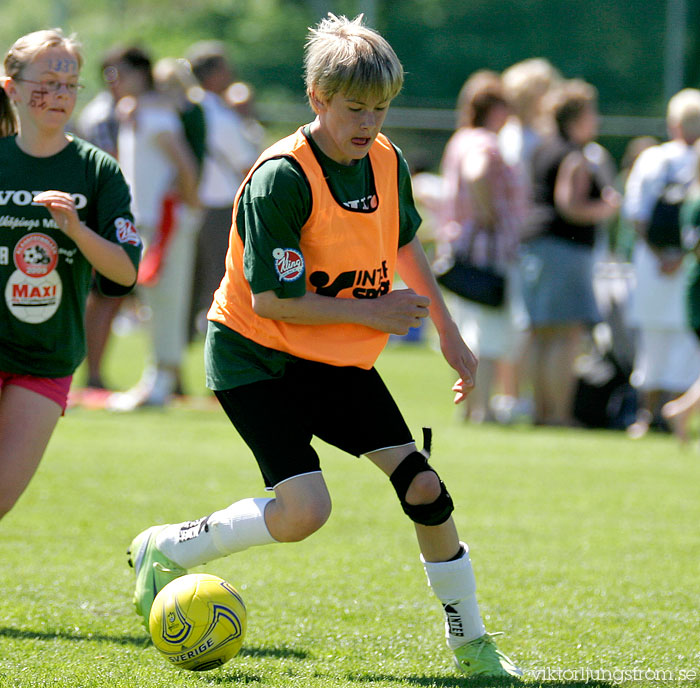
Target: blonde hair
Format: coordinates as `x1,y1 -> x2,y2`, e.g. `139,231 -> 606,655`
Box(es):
1,28 -> 83,136
667,88 -> 700,144
502,57 -> 560,125
154,57 -> 204,105
304,13 -> 403,107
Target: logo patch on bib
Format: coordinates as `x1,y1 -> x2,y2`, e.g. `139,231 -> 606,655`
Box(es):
273,248 -> 304,282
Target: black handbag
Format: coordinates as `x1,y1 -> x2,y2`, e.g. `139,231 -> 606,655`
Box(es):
647,186 -> 685,248
435,257 -> 505,308
647,161 -> 690,249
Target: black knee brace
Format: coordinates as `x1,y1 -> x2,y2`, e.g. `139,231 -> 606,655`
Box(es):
389,428 -> 454,526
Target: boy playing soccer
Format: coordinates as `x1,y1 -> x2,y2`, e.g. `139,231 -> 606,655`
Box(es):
128,14 -> 521,678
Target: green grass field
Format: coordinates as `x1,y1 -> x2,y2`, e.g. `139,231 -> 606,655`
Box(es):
0,333 -> 698,688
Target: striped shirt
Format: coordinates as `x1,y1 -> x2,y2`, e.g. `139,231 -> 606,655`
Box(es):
438,127 -> 526,268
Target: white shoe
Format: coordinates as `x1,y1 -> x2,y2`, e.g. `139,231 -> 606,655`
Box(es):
489,395 -> 533,425
107,368 -> 175,411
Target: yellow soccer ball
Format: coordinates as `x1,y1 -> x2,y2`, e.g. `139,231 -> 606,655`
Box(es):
149,573 -> 246,671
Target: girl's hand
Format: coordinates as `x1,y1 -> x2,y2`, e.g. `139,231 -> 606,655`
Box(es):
33,190 -> 137,287
33,190 -> 81,238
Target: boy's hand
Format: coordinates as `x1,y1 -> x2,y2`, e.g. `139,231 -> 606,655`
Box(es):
368,288 -> 430,335
438,322 -> 478,403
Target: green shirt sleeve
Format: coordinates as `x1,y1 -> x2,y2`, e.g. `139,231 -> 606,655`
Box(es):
395,146 -> 422,247
681,194 -> 700,232
237,156 -> 311,298
90,152 -> 142,297
180,103 -> 207,170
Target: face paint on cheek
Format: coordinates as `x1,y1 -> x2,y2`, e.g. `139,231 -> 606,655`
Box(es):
29,89 -> 49,109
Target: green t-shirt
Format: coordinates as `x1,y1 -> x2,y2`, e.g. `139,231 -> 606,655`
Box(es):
681,193 -> 700,333
180,102 -> 207,171
205,126 -> 421,391
0,135 -> 142,377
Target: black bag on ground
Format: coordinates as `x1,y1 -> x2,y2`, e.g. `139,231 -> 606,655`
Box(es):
573,350 -> 637,430
435,258 -> 505,308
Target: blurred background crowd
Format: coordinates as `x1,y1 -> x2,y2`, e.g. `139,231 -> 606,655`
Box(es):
17,0 -> 699,444
412,60 -> 700,444
70,41 -> 262,412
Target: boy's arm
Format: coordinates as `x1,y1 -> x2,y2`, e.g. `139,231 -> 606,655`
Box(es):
396,236 -> 477,403
252,287 -> 429,335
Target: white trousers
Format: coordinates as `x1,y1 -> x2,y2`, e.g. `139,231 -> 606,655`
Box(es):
141,204 -> 202,367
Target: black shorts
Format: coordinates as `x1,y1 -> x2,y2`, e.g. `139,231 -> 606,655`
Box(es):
214,358 -> 413,489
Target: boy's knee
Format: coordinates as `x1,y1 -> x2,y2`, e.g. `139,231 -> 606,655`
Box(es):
405,470 -> 442,505
389,451 -> 454,526
406,471 -> 441,504
277,499 -> 331,542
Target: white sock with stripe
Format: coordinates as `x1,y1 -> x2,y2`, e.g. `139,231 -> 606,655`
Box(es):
421,542 -> 486,648
156,497 -> 277,569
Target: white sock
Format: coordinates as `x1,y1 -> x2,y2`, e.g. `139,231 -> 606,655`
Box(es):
421,542 -> 486,648
156,497 -> 277,569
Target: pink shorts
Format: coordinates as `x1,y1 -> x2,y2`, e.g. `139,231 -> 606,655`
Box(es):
0,371 -> 73,413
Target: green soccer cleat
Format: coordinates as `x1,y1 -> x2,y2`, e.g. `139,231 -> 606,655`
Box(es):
127,525 -> 187,629
453,633 -> 523,678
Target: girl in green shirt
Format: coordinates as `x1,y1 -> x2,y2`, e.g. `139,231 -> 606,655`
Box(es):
0,28 -> 141,519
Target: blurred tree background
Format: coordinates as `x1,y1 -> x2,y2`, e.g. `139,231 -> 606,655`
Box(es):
2,0 -> 699,168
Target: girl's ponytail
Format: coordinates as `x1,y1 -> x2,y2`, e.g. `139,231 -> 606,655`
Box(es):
0,86 -> 18,137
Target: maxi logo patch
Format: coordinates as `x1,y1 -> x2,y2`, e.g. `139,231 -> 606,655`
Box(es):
273,248 -> 304,282
6,232 -> 62,323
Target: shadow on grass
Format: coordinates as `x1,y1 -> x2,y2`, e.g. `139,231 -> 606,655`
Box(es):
524,683 -> 616,688
193,646 -> 310,685
239,645 -> 309,660
346,674 -> 616,688
0,625 -> 149,647
0,629 -> 309,661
